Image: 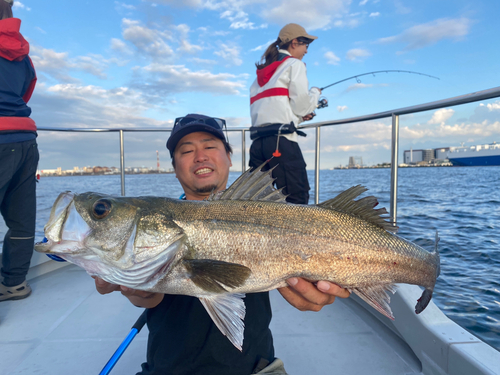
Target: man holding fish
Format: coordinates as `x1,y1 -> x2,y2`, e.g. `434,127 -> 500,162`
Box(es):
94,114 -> 350,375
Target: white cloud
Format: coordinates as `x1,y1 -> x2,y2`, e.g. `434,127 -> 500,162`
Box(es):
337,105 -> 348,112
145,0 -> 352,31
110,38 -> 134,55
359,0 -> 369,5
251,40 -> 276,52
377,18 -> 471,52
428,108 -> 454,124
332,18 -> 361,29
30,46 -> 108,82
12,1 -> 30,11
137,63 -> 246,95
325,51 -> 341,65
369,12 -> 380,17
29,49 -> 66,82
346,48 -> 371,62
115,1 -> 136,11
481,101 -> 500,111
220,8 -> 267,30
214,43 -> 243,66
173,24 -> 204,54
189,57 -> 217,65
121,18 -> 174,59
400,121 -> 500,140
345,83 -> 374,92
261,0 -> 351,30
30,83 -> 161,134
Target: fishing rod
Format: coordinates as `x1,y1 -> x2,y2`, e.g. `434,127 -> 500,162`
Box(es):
319,69 -> 440,91
99,309 -> 148,375
314,70 -> 440,110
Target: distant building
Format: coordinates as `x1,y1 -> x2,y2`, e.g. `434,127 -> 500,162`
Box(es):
348,156 -> 363,168
403,148 -> 434,164
403,146 -> 453,165
435,147 -> 450,160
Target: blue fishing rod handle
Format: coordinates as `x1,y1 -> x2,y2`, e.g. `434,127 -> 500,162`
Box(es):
41,237 -> 67,262
99,329 -> 139,375
99,309 -> 148,375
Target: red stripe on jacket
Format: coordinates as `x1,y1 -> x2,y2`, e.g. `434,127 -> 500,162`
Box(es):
250,88 -> 289,105
22,56 -> 37,103
0,117 -> 37,132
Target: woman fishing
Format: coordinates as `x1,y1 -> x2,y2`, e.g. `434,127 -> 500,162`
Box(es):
249,23 -> 324,204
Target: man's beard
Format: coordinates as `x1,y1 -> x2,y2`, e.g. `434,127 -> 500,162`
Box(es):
195,184 -> 218,194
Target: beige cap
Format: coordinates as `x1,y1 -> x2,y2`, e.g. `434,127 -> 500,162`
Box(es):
278,23 -> 317,44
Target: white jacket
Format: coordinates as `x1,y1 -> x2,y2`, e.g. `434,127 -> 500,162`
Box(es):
250,50 -> 320,142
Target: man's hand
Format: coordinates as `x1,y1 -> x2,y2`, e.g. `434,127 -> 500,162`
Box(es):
278,277 -> 350,312
93,276 -> 164,309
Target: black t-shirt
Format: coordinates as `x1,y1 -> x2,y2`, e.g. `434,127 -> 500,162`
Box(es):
137,292 -> 275,375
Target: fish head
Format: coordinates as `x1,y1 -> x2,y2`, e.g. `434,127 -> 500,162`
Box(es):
35,192 -> 186,289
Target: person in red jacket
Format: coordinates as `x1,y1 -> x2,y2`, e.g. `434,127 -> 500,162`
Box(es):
0,0 -> 39,302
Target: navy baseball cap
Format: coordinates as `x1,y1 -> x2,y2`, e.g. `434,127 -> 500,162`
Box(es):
166,114 -> 227,157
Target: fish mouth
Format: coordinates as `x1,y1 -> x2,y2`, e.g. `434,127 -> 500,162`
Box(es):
34,239 -> 52,254
36,191 -> 91,255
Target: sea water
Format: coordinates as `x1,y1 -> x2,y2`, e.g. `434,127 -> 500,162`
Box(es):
1,166 -> 498,351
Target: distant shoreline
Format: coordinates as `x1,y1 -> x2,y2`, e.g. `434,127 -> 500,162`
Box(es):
38,171 -> 175,178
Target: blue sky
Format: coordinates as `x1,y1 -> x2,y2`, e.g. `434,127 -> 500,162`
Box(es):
13,0 -> 500,170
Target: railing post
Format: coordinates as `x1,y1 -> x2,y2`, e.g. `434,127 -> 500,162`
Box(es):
119,130 -> 125,196
390,114 -> 399,225
315,126 -> 320,204
242,130 -> 246,173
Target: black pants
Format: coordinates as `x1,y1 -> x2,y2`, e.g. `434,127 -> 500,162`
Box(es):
249,136 -> 310,205
0,139 -> 39,286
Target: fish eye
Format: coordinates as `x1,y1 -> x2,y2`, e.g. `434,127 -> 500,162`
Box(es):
92,199 -> 112,219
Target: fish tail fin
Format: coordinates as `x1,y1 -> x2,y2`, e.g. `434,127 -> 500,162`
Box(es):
415,288 -> 433,314
415,231 -> 440,314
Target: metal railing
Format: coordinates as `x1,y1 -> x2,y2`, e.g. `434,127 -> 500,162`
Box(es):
38,86 -> 500,225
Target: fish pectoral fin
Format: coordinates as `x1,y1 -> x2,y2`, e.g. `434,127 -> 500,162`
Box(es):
184,259 -> 251,293
199,293 -> 246,351
352,284 -> 397,320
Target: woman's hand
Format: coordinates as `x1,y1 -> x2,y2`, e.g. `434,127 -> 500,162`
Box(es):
302,113 -> 316,121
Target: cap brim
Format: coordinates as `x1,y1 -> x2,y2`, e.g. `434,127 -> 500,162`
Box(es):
166,124 -> 225,156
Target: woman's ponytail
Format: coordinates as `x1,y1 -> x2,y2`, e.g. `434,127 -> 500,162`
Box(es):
256,39 -> 285,70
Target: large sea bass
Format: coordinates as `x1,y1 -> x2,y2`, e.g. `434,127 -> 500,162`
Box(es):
35,164 -> 440,350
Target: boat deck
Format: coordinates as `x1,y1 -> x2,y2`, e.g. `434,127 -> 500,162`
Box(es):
1,264 -> 422,375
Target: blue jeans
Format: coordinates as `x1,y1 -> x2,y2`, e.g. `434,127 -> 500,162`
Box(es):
0,139 -> 39,286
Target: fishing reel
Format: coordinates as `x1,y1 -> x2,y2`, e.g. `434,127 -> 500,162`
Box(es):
317,97 -> 328,109
307,97 -> 328,120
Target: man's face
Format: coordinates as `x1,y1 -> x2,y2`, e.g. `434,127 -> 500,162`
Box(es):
173,131 -> 232,201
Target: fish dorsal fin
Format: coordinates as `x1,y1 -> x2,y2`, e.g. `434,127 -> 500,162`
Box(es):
199,293 -> 246,351
318,185 -> 398,233
209,161 -> 287,203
